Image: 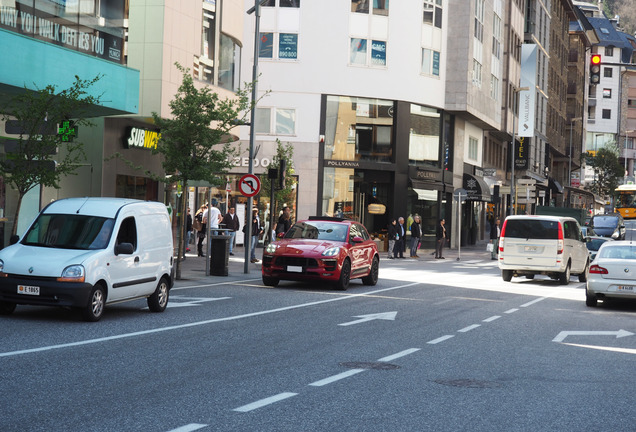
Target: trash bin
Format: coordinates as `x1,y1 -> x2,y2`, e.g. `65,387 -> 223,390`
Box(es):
210,234 -> 230,276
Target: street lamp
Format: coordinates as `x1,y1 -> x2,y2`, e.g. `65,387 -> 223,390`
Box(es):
510,86 -> 529,216
568,117 -> 582,187
624,129 -> 635,184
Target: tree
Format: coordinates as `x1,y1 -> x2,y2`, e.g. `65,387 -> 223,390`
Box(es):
152,63 -> 254,279
260,139 -> 296,243
584,143 -> 624,200
0,75 -> 101,236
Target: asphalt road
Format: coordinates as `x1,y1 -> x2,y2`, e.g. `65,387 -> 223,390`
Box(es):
1,244 -> 635,432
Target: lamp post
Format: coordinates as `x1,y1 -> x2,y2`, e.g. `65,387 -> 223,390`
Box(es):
568,117 -> 582,187
624,130 -> 635,184
509,86 -> 529,216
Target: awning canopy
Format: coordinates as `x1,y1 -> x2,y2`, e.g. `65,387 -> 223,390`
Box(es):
412,188 -> 438,201
463,173 -> 492,202
549,178 -> 564,194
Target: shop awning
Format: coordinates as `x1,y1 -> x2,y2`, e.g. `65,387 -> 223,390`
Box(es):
463,173 -> 492,202
549,178 -> 564,194
412,188 -> 438,201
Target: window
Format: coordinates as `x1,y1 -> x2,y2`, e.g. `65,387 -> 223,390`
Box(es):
628,99 -> 636,108
409,104 -> 441,168
604,67 -> 613,78
468,137 -> 479,161
474,0 -> 484,42
259,32 -> 298,60
421,48 -> 440,76
255,107 -> 296,135
603,88 -> 611,98
602,109 -> 611,119
350,38 -> 386,67
218,33 -> 241,92
605,46 -> 614,57
263,0 -> 300,6
492,13 -> 502,59
423,0 -> 442,28
351,0 -> 389,15
490,75 -> 499,100
472,60 -> 482,87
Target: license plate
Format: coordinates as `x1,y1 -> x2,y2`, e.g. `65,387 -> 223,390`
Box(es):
18,285 -> 40,296
287,265 -> 303,273
618,285 -> 635,291
524,246 -> 537,252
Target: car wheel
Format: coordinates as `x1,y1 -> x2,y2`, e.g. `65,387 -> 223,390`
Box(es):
578,260 -> 589,283
148,277 -> 169,312
0,301 -> 16,315
82,284 -> 105,322
336,259 -> 351,290
585,287 -> 598,307
262,276 -> 279,287
559,263 -> 571,285
361,256 -> 379,286
502,270 -> 513,282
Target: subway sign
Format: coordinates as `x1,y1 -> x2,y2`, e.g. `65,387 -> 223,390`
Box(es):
124,127 -> 161,150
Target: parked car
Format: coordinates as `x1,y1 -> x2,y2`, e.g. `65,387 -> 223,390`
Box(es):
585,236 -> 612,261
498,215 -> 589,285
0,198 -> 174,321
589,213 -> 626,240
586,241 -> 636,307
580,225 -> 597,237
262,217 -> 379,290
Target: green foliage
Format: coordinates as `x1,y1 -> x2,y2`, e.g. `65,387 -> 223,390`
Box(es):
584,143 -> 624,199
151,63 -> 253,187
260,139 -> 296,215
0,75 -> 101,235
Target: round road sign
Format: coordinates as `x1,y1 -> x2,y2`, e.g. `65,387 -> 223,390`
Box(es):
239,174 -> 261,197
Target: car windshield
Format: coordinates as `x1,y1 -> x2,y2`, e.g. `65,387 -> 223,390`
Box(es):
586,238 -> 608,252
592,216 -> 618,228
285,221 -> 348,242
598,245 -> 636,260
503,219 -> 558,239
22,214 -> 115,250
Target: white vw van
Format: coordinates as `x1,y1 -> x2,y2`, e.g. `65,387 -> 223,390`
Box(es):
0,198 -> 174,321
498,215 -> 589,285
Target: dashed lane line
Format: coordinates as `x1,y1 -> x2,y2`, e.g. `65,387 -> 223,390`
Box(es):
483,315 -> 501,322
233,392 -> 298,413
166,424 -> 208,432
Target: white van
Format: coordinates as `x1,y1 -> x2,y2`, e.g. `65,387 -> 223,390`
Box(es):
0,198 -> 174,321
498,215 -> 589,285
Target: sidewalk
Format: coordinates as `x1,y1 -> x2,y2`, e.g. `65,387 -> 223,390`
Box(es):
172,241 -> 496,284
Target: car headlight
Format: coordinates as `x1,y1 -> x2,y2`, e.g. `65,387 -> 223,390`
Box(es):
611,231 -> 619,239
322,247 -> 340,257
266,243 -> 278,254
58,265 -> 85,282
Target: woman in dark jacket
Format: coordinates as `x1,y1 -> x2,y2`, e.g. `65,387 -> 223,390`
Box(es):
435,218 -> 446,259
409,215 -> 421,258
387,219 -> 397,259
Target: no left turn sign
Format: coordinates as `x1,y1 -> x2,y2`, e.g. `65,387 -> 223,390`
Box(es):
239,174 -> 261,197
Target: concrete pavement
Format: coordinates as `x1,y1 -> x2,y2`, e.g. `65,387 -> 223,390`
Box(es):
172,241 -> 497,285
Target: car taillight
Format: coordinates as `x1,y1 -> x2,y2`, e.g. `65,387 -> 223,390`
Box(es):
557,222 -> 564,254
499,220 -> 508,253
589,264 -> 608,274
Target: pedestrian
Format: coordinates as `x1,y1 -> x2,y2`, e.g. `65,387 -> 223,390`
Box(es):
435,218 -> 446,259
248,208 -> 263,263
410,215 -> 421,258
387,218 -> 397,259
185,207 -> 193,254
394,217 -> 406,259
205,199 -> 222,237
275,206 -> 292,238
195,204 -> 207,257
490,218 -> 501,260
221,206 -> 240,256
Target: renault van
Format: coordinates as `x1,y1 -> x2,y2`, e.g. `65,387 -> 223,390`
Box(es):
0,198 -> 174,321
498,215 -> 589,285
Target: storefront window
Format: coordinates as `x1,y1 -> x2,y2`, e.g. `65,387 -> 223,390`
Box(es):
324,95 -> 394,163
116,175 -> 158,200
408,104 -> 441,168
407,188 -> 439,248
219,33 -> 241,92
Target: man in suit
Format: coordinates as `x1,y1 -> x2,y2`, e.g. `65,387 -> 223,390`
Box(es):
394,217 -> 406,259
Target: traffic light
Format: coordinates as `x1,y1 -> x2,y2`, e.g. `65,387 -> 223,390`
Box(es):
590,54 -> 601,85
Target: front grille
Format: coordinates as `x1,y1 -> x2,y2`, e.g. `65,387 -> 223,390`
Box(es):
277,256 -> 318,268
6,274 -> 57,282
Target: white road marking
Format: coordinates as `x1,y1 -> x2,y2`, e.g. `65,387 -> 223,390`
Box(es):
233,392 -> 298,412
427,335 -> 454,344
377,348 -> 421,362
458,324 -> 481,333
504,308 -> 519,314
552,330 -> 634,343
309,369 -> 365,387
483,315 -> 501,322
167,424 -> 208,432
171,279 -> 261,291
0,282 -> 421,358
520,297 -> 547,307
563,343 -> 636,355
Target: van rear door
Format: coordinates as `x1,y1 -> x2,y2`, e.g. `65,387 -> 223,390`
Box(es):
501,219 -> 560,267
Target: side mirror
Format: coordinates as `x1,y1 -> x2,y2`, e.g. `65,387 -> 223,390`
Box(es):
352,236 -> 364,243
277,232 -> 285,239
115,242 -> 134,255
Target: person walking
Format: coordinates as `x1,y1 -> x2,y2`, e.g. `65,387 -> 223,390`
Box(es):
387,218 -> 397,259
275,206 -> 292,238
435,218 -> 446,259
490,218 -> 501,260
185,207 -> 193,254
221,207 -> 240,256
195,204 -> 207,257
248,208 -> 263,263
409,215 -> 421,258
394,217 -> 406,259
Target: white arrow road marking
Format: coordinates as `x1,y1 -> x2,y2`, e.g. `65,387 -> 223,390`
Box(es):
338,311 -> 398,326
167,296 -> 231,308
563,343 -> 636,355
552,329 -> 634,343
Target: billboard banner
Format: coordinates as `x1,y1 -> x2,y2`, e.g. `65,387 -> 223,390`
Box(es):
518,44 -> 537,138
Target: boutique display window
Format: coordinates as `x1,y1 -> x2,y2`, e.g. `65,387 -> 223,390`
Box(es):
408,104 -> 441,168
324,96 -> 394,163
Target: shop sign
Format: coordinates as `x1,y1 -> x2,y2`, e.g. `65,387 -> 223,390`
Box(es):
515,137 -> 529,170
124,127 -> 161,150
230,157 -> 271,168
326,160 -> 361,168
415,169 -> 439,181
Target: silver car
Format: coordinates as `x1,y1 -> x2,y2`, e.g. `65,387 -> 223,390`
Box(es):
586,241 -> 636,307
